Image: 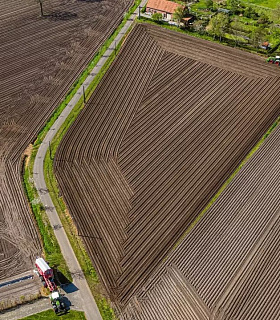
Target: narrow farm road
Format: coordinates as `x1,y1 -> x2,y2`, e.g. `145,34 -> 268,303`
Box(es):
33,2 -> 146,319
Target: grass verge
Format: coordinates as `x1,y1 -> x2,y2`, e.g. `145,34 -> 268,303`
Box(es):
23,1 -> 139,317
43,34 -> 128,320
23,147 -> 71,281
20,309 -> 86,320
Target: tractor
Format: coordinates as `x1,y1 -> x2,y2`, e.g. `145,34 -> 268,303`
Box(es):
50,291 -> 67,315
267,56 -> 280,65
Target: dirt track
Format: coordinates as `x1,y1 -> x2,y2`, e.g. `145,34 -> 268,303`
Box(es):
54,23 -> 280,313
0,0 -> 132,287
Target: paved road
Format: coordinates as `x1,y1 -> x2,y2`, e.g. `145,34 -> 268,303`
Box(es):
33,2 -> 146,320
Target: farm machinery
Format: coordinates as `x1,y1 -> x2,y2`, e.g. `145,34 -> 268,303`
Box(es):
267,56 -> 280,65
50,291 -> 66,315
35,257 -> 57,291
35,257 -> 67,315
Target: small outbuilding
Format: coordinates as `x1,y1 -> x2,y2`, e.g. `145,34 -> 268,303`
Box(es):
146,0 -> 183,21
182,15 -> 195,26
260,41 -> 271,50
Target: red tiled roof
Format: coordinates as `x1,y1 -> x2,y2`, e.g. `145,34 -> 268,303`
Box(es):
147,0 -> 182,14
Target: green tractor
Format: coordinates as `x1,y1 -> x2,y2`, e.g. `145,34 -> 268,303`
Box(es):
49,291 -> 67,315
267,56 -> 280,65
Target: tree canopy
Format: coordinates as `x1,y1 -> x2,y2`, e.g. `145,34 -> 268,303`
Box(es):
173,6 -> 185,24
207,13 -> 229,41
152,12 -> 162,22
227,0 -> 241,13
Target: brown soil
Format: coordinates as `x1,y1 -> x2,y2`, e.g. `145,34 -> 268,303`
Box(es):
54,23 -> 280,317
0,0 -> 132,291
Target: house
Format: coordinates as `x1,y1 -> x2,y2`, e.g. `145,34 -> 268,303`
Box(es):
146,0 -> 184,21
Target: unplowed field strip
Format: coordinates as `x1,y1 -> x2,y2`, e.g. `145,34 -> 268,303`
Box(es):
55,23 -> 280,313
0,0 -> 132,287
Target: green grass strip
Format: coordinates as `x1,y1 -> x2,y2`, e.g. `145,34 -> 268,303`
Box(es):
43,24 -> 133,320
19,309 -> 86,320
23,148 -> 71,281
22,0 -> 140,316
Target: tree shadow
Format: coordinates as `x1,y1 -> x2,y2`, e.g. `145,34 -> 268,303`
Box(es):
45,11 -> 78,21
61,283 -> 79,294
77,0 -> 102,3
53,268 -> 71,285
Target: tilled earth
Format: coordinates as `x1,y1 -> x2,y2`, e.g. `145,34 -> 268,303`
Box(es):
123,97 -> 280,320
0,0 -> 132,290
54,22 -> 280,315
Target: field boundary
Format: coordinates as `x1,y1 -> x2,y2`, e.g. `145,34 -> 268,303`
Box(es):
172,114 -> 280,253
23,1 -> 146,320
43,35 -> 129,320
137,16 -> 271,56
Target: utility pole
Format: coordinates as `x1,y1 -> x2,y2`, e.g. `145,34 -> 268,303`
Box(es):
83,85 -> 86,104
49,141 -> 52,160
38,0 -> 44,17
114,41 -> 117,56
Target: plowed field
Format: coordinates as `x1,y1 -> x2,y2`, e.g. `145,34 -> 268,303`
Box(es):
55,23 -> 280,311
123,105 -> 280,320
0,0 -> 132,282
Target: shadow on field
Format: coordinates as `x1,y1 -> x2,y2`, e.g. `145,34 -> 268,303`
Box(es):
78,0 -> 102,3
46,11 -> 78,21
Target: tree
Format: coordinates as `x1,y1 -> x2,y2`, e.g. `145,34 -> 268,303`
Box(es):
207,13 -> 229,41
250,27 -> 266,48
227,0 -> 241,13
271,24 -> 280,39
152,12 -> 162,22
205,0 -> 214,11
231,17 -> 241,46
270,25 -> 280,48
257,13 -> 269,25
173,6 -> 185,26
244,6 -> 258,19
272,4 -> 280,23
192,20 -> 206,34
